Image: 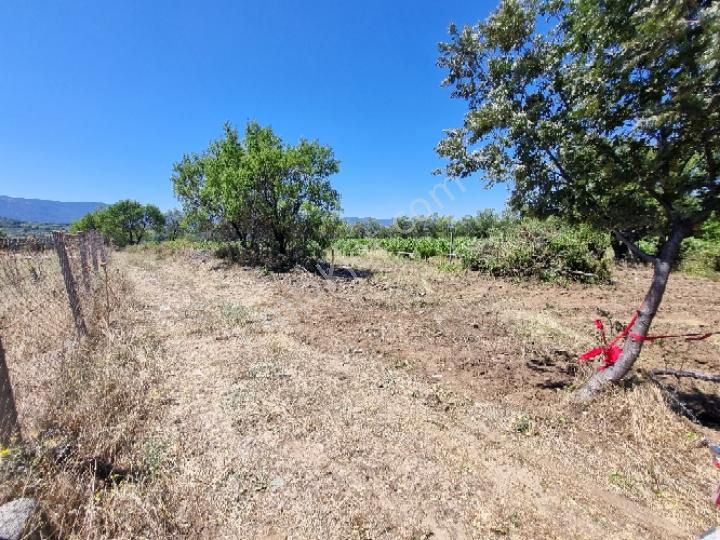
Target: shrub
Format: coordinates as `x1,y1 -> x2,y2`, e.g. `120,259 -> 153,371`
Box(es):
333,218 -> 612,282
678,238 -> 720,276
459,219 -> 612,282
637,216 -> 720,277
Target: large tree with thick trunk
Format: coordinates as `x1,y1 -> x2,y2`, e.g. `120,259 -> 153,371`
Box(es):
437,0 -> 720,399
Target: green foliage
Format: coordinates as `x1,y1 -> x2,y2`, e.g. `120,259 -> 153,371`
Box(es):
333,238 -> 377,256
71,200 -> 165,247
162,209 -> 186,241
334,217 -> 612,283
679,238 -> 720,276
511,415 -> 532,435
639,215 -> 720,276
172,121 -> 341,267
69,212 -> 100,234
0,217 -> 65,238
454,210 -> 509,238
341,211 -> 513,241
345,218 -> 387,239
461,219 -> 612,282
380,237 -> 416,256
438,0 -> 720,259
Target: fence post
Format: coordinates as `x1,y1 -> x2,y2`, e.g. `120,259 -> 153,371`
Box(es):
89,231 -> 99,272
79,232 -> 91,292
0,338 -> 20,446
97,233 -> 108,266
52,231 -> 87,336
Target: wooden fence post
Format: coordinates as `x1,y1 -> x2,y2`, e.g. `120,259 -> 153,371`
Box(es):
89,231 -> 99,272
0,338 -> 19,446
52,231 -> 87,336
97,233 -> 108,266
79,232 -> 91,292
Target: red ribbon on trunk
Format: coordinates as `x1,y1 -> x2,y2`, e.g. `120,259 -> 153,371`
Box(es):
580,310 -> 719,371
579,312 -> 638,371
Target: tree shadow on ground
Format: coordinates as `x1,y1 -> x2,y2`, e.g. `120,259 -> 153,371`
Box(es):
313,261 -> 374,280
669,387 -> 720,430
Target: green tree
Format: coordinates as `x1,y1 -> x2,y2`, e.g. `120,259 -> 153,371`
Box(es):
364,218 -> 387,238
163,209 -> 186,241
172,122 -> 341,264
437,0 -> 720,398
69,212 -> 101,234
72,200 -> 165,247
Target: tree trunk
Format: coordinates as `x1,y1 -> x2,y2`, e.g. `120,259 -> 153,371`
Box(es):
274,230 -> 287,255
230,222 -> 244,243
573,226 -> 686,401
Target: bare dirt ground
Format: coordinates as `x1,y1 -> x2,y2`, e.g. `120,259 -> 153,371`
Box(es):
119,249 -> 720,539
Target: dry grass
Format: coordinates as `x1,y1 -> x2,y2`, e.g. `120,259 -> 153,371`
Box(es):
116,248 -> 720,538
0,249 -> 184,538
3,245 -> 720,538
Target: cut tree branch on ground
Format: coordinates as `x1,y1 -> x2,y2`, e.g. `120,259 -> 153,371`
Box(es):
649,368 -> 720,383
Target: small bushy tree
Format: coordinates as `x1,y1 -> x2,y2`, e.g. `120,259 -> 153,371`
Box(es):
71,200 -> 165,247
172,122 -> 341,265
438,0 -> 720,398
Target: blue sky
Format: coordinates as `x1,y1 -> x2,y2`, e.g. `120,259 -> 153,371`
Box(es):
0,0 -> 508,218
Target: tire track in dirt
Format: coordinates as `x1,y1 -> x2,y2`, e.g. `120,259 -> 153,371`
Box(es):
120,252 -> 693,539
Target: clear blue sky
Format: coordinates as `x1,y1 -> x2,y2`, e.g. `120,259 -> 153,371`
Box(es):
0,0 -> 508,218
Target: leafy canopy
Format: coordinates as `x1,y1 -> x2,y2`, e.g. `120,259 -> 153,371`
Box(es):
71,200 -> 165,247
172,121 -> 341,263
437,0 -> 720,246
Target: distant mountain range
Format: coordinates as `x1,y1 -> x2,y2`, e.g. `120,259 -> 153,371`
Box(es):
0,195 -> 107,224
344,217 -> 393,226
0,195 -> 394,227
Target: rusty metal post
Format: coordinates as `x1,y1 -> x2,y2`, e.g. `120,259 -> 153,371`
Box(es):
52,231 -> 87,336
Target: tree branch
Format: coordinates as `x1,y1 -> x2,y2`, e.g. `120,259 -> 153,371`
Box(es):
544,147 -> 571,183
650,368 -> 720,383
612,229 -> 657,264
645,187 -> 674,220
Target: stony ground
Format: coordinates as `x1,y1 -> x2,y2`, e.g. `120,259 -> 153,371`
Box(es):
118,249 -> 720,539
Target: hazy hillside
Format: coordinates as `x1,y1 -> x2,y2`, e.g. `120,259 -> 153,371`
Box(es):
344,216 -> 393,226
0,195 -> 107,224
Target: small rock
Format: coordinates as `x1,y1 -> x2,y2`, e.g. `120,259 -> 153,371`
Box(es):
270,477 -> 285,491
0,498 -> 41,540
698,527 -> 720,540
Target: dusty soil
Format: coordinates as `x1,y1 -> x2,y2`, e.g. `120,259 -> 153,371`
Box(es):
119,249 -> 720,539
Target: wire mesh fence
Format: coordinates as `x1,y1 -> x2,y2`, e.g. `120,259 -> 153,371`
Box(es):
0,230 -> 111,444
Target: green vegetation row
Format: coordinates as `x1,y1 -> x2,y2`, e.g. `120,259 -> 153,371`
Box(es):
335,218 -> 613,283
0,217 -> 66,239
338,213 -> 720,281
338,210 -> 512,240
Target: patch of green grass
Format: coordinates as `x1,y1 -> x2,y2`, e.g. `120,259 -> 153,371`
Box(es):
219,303 -> 252,326
608,469 -> 634,491
141,434 -> 170,479
511,415 -> 532,434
